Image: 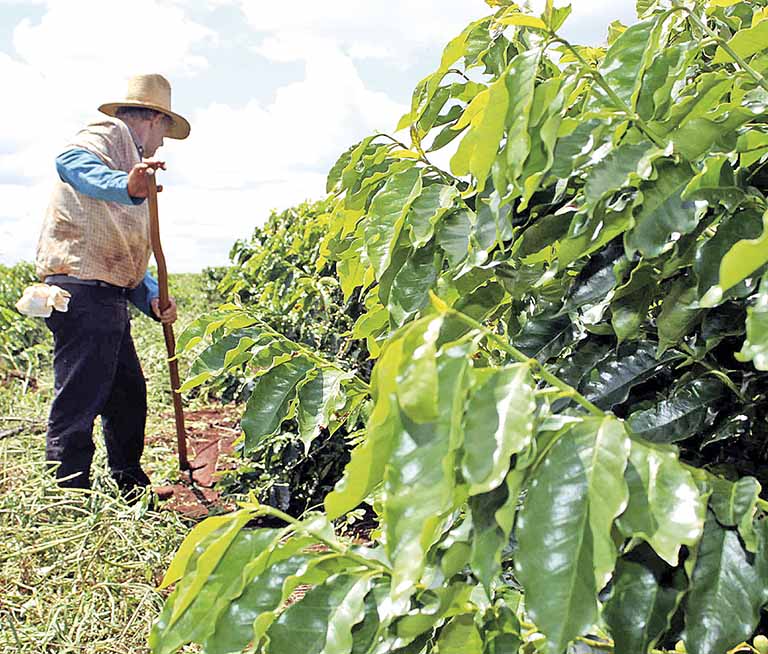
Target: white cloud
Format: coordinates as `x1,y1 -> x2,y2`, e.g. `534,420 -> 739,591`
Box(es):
237,0 -> 482,66
12,0 -> 215,79
171,37 -> 406,189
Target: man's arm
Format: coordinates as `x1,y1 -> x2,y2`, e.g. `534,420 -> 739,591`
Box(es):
127,271 -> 161,321
56,149 -> 144,205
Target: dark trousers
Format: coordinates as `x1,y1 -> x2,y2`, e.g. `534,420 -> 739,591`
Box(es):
44,283 -> 149,490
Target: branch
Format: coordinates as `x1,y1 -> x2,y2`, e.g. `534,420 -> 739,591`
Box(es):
445,305 -> 605,417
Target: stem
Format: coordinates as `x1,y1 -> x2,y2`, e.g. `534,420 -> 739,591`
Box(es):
548,36 -> 667,149
253,504 -> 389,573
669,3 -> 768,94
378,132 -> 455,185
241,311 -> 370,395
446,307 -> 605,417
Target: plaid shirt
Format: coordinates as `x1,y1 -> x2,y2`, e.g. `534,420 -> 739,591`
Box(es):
35,117 -> 151,289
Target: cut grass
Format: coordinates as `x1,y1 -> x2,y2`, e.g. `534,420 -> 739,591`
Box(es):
0,432 -> 195,653
0,271 -> 224,653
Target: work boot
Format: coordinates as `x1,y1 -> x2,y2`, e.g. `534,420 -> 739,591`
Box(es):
112,467 -> 151,504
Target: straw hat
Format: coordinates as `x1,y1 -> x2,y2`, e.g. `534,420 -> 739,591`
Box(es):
99,74 -> 190,140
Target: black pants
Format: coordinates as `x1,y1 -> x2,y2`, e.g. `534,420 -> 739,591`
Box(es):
44,283 -> 149,490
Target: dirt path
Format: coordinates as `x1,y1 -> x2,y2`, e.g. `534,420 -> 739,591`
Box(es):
148,404 -> 241,518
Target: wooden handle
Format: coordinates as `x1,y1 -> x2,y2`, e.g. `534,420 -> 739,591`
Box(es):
147,171 -> 190,472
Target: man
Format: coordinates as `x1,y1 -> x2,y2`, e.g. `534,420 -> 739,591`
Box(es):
35,73 -> 190,494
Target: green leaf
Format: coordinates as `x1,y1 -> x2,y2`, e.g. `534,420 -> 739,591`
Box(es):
559,204 -> 634,268
365,167 -> 422,280
461,364 -> 535,495
550,118 -> 610,180
388,242 -> 439,327
719,209 -> 768,294
499,49 -> 541,194
696,209 -> 764,300
636,40 -> 695,121
241,357 -> 314,452
513,313 -> 576,363
384,330 -> 474,603
156,529 -> 294,653
296,369 -> 349,454
394,583 -> 474,642
657,72 -> 731,133
611,264 -> 656,342
583,141 -> 657,211
682,156 -> 745,212
625,161 -> 698,259
204,553 -> 314,654
435,614 -> 483,653
351,585 -> 384,654
150,514 -> 265,654
436,209 -> 473,269
666,104 -> 755,161
593,17 -> 659,110
709,476 -> 761,551
515,416 -> 630,654
737,272 -> 768,370
404,184 -> 459,248
685,512 -> 767,654
325,335 -> 405,519
656,277 -> 702,354
603,548 -> 688,654
396,317 -> 441,423
713,19 -> 768,64
450,73 -> 509,192
627,378 -> 727,444
580,342 -> 679,410
267,574 -> 371,654
617,440 -> 705,566
159,513 -> 248,590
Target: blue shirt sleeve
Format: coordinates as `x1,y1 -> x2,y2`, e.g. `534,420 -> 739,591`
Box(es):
56,148 -> 144,205
127,271 -> 161,320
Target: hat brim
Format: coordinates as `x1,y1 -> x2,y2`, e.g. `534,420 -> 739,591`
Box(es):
98,102 -> 190,140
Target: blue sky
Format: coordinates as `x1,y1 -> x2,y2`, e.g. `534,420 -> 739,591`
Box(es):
0,0 -> 637,272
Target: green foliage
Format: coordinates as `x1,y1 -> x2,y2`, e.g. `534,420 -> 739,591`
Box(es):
157,1 -> 768,653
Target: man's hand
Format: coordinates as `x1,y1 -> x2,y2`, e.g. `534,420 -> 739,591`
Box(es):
151,297 -> 177,324
127,160 -> 166,198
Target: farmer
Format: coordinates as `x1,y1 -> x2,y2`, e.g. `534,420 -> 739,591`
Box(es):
34,73 -> 190,494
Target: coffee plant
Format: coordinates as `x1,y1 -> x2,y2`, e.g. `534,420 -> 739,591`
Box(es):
152,1 -> 768,652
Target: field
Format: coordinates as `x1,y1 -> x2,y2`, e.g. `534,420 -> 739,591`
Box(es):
4,1 -> 768,653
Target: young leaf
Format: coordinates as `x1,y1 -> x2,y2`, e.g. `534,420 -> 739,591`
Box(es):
719,209 -> 768,294
450,75 -> 509,192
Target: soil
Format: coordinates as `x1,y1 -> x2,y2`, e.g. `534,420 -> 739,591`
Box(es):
148,405 -> 241,519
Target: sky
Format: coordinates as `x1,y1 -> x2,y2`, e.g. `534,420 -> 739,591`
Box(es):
0,0 -> 638,273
